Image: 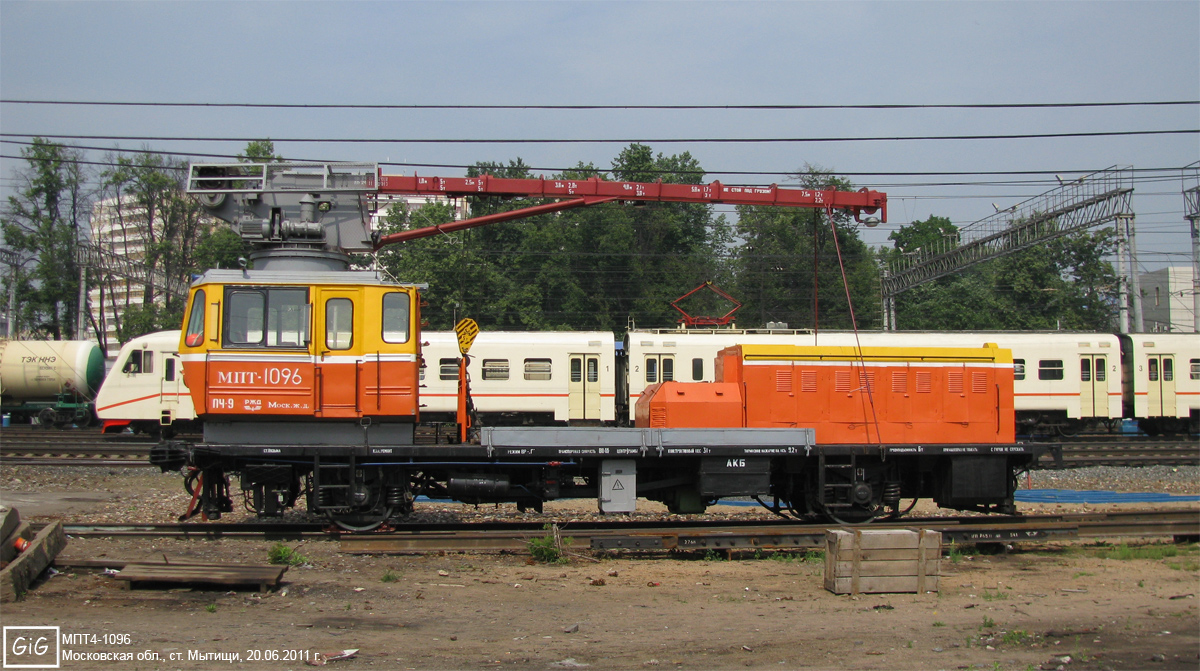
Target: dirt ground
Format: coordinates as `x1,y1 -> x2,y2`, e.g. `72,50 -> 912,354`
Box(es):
1,468 -> 1198,670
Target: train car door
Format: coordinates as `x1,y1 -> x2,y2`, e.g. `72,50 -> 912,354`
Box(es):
316,289 -> 360,418
160,353 -> 182,424
1079,355 -> 1109,417
1146,354 -> 1176,417
568,354 -> 601,420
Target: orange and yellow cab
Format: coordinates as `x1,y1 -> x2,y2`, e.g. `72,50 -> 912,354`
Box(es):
178,270 -> 422,421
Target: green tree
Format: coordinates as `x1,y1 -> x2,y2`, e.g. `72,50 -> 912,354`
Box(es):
1,138 -> 90,339
733,165 -> 880,330
238,140 -> 282,163
192,225 -> 249,272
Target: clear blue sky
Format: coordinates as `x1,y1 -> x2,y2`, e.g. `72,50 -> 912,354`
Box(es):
2,0 -> 1197,269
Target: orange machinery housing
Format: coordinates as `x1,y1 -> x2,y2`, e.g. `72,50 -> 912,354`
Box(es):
636,343 -> 1016,444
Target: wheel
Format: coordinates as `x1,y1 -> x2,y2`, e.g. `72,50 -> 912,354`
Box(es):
37,408 -> 58,429
327,508 -> 394,532
821,503 -> 882,525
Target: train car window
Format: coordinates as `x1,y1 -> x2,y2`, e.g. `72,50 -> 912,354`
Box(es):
382,292 -> 410,343
224,287 -> 309,348
1080,359 -> 1091,382
164,357 -> 175,382
1162,358 -> 1173,382
483,359 -> 509,381
646,358 -> 658,383
588,358 -> 599,383
185,290 -> 205,347
524,358 -> 552,381
1038,360 -> 1064,380
325,298 -> 353,350
439,358 -> 459,381
571,358 -> 582,383
1191,359 -> 1200,380
1013,359 -> 1025,380
692,358 -> 703,381
1148,358 -> 1158,382
662,357 -> 674,382
1095,358 -> 1106,382
122,350 -> 152,374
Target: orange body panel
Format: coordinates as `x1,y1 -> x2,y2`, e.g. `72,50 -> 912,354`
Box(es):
639,344 -> 1016,444
635,382 -> 743,428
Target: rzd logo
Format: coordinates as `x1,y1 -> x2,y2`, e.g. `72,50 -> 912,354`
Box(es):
4,627 -> 59,668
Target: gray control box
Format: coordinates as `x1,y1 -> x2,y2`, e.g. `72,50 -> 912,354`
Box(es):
599,459 -> 637,513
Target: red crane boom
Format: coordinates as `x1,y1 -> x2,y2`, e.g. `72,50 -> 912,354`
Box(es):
373,173 -> 885,249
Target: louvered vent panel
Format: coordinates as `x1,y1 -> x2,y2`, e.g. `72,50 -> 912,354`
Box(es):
858,371 -> 876,392
972,372 -> 988,394
892,371 -> 907,393
800,370 -> 817,392
650,407 -> 667,428
916,372 -> 932,393
776,369 -> 793,392
835,371 -> 851,392
948,370 -> 964,393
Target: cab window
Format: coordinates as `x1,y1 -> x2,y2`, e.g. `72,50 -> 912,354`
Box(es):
185,290 -> 205,347
224,287 -> 309,348
382,292 -> 410,343
325,298 -> 353,350
122,350 -> 153,375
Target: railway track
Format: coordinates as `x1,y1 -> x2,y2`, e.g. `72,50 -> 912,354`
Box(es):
45,510 -> 1199,553
1038,436 -> 1199,468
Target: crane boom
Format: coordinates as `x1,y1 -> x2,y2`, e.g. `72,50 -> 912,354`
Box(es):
186,162 -> 886,270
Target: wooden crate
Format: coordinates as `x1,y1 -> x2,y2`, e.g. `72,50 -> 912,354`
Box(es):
824,529 -> 940,595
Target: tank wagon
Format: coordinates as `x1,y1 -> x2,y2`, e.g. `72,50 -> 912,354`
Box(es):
0,339 -> 104,427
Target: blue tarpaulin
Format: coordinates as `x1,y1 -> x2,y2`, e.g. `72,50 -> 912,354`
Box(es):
1015,489 -> 1200,504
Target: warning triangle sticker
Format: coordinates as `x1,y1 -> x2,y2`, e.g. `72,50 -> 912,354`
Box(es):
612,479 -> 625,491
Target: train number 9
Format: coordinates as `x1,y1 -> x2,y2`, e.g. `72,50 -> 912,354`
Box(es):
266,367 -> 303,385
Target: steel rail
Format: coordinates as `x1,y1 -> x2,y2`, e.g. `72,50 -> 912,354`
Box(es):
45,510 -> 1198,554
337,510 -> 1200,554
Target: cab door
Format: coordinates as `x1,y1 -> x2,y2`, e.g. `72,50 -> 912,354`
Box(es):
569,354 -> 601,420
316,289 -> 360,418
1079,355 -> 1109,418
160,353 -> 182,425
1146,355 -> 1176,417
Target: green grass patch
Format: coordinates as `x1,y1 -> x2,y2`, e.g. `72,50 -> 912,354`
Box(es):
381,570 -> 400,583
981,589 -> 1009,601
527,524 -> 572,564
267,543 -> 310,567
1002,629 -> 1032,645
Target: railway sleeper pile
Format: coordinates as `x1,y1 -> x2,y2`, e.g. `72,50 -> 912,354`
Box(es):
0,508 -> 66,602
